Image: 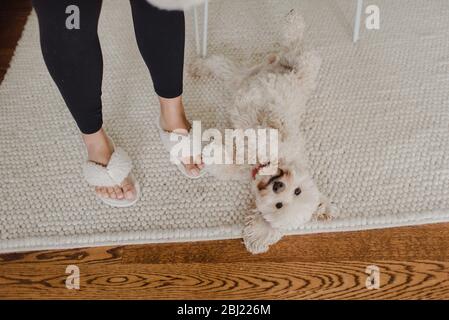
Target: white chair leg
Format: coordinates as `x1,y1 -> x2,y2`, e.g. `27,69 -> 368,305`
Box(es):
193,6 -> 200,55
353,0 -> 363,43
201,0 -> 209,57
193,0 -> 209,57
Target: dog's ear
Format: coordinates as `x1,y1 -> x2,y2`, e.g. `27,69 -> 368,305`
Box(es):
243,209 -> 283,254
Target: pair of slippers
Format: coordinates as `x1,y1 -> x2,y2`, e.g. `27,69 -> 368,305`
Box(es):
82,119 -> 205,207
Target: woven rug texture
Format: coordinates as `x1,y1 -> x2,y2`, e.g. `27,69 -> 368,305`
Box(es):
0,0 -> 448,252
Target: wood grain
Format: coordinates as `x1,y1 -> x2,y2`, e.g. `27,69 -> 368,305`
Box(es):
0,0 -> 31,83
1,261 -> 448,299
0,246 -> 123,266
123,224 -> 449,264
1,224 -> 449,299
1,0 -> 449,300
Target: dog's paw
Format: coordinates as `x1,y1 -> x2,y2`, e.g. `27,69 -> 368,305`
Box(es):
313,198 -> 339,222
243,211 -> 283,254
282,9 -> 305,48
188,57 -> 211,78
315,211 -> 333,222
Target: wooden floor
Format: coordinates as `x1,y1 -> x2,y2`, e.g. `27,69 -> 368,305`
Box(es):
1,0 -> 449,300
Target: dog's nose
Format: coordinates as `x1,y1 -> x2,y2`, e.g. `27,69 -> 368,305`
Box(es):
273,181 -> 285,193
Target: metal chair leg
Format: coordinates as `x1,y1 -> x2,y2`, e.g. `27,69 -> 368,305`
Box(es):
193,0 -> 209,57
353,0 -> 363,43
202,0 -> 209,57
193,6 -> 201,55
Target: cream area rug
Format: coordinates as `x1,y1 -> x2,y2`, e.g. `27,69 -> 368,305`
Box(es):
1,0 -> 449,253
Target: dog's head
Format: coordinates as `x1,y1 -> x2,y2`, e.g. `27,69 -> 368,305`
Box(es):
251,159 -> 320,230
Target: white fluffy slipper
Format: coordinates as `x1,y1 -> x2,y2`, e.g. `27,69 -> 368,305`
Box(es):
83,141 -> 140,207
156,119 -> 206,179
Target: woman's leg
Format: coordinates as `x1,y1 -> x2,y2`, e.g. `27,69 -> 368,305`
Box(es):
33,0 -> 103,134
33,0 -> 135,199
130,0 -> 203,176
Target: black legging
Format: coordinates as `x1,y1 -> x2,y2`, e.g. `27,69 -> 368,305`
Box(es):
32,0 -> 185,134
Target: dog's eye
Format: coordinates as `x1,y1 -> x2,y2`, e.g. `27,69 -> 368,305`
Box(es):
294,187 -> 301,196
275,202 -> 283,209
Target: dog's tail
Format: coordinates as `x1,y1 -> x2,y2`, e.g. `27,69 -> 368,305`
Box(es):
280,10 -> 305,51
189,55 -> 240,84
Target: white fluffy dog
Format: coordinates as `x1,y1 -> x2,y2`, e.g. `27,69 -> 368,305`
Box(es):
191,11 -> 336,254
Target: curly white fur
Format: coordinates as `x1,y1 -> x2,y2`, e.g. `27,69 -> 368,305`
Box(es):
192,11 -> 336,254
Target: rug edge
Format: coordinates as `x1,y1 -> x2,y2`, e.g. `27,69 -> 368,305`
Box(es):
1,211 -> 449,254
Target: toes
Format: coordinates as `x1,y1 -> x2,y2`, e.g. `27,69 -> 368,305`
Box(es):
122,177 -> 136,200
114,186 -> 124,199
185,163 -> 200,177
97,184 -> 132,201
181,155 -> 203,176
122,182 -> 135,200
100,187 -> 108,198
107,187 -> 116,199
194,155 -> 204,169
181,156 -> 200,176
125,191 -> 135,200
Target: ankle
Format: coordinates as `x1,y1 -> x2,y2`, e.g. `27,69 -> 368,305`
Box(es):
160,113 -> 190,131
82,129 -> 113,165
159,96 -> 190,132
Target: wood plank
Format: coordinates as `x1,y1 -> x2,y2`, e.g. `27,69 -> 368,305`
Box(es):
2,222 -> 448,267
1,261 -> 448,299
0,0 -> 32,83
0,246 -> 123,266
123,223 -> 449,264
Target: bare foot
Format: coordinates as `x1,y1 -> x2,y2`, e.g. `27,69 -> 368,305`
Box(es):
83,128 -> 136,200
159,95 -> 204,176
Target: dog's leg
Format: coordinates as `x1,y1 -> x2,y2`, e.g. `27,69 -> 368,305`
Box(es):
189,55 -> 246,90
281,51 -> 322,99
281,10 -> 306,51
243,210 -> 283,254
298,51 -> 322,81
